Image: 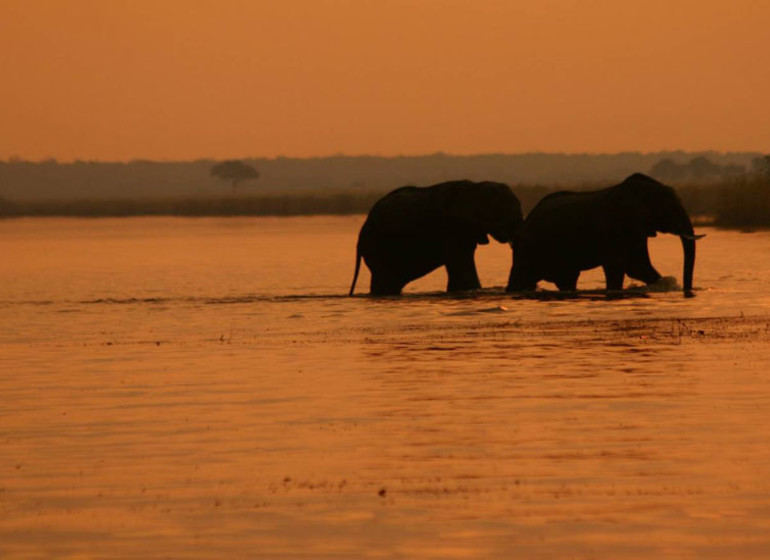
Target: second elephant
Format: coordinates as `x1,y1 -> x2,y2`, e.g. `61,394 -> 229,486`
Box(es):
506,173 -> 705,297
350,180 -> 523,296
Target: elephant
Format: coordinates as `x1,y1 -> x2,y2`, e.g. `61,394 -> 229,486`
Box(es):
349,180 -> 524,296
506,173 -> 705,297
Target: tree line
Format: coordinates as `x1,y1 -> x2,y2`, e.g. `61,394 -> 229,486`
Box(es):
1,153 -> 768,228
2,173 -> 769,228
0,152 -> 759,200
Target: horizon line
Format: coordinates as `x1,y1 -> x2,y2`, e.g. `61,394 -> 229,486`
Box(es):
2,149 -> 765,165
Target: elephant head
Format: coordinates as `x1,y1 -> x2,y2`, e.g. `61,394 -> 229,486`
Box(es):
441,181 -> 524,246
615,173 -> 705,296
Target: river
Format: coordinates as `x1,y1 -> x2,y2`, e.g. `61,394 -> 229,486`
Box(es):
1,216 -> 769,558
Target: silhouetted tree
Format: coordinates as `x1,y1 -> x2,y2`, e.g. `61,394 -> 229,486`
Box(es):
210,160 -> 259,192
651,156 -> 746,183
688,156 -> 719,180
650,158 -> 684,181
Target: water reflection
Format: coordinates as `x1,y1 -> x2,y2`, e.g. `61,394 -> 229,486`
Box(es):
1,218 -> 769,558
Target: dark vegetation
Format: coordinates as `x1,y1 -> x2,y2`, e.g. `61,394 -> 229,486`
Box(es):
0,192 -> 383,218
0,152 -> 757,199
713,171 -> 770,228
0,153 -> 768,227
210,160 -> 259,192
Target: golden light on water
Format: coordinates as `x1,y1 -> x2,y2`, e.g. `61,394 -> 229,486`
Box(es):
2,0 -> 769,555
1,218 -> 770,557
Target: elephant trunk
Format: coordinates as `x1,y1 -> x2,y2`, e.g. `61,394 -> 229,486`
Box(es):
680,235 -> 696,297
665,199 -> 704,297
672,212 -> 705,297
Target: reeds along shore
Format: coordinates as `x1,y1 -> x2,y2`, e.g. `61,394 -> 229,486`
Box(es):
0,177 -> 768,228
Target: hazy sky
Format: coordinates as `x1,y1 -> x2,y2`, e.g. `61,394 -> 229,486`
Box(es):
1,0 -> 769,161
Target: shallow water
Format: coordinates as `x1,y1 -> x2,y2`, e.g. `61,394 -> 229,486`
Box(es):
1,217 -> 770,558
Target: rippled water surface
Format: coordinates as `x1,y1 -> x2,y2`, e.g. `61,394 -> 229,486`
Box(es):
2,217 -> 770,558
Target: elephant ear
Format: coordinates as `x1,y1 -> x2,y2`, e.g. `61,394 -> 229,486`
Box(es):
440,182 -> 491,239
610,188 -> 657,238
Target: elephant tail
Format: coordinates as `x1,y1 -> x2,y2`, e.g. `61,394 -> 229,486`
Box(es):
349,248 -> 362,296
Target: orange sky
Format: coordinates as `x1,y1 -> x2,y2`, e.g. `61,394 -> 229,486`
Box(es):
1,0 -> 769,161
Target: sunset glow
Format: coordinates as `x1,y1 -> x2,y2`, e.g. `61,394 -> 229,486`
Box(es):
1,0 -> 769,161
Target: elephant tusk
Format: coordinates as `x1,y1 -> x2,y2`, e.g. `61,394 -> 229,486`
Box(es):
681,233 -> 706,241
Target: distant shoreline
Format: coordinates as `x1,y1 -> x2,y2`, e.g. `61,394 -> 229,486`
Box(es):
0,192 -> 385,219
1,152 -> 760,201
1,176 -> 768,228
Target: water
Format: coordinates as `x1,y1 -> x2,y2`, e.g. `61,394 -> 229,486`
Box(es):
1,216 -> 770,558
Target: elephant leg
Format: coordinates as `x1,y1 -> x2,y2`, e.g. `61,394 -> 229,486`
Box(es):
625,240 -> 662,285
506,268 -> 537,291
369,273 -> 407,296
554,270 -> 579,292
602,264 -> 625,291
445,246 -> 482,292
365,253 -> 409,296
506,247 -> 540,292
363,239 -> 439,295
